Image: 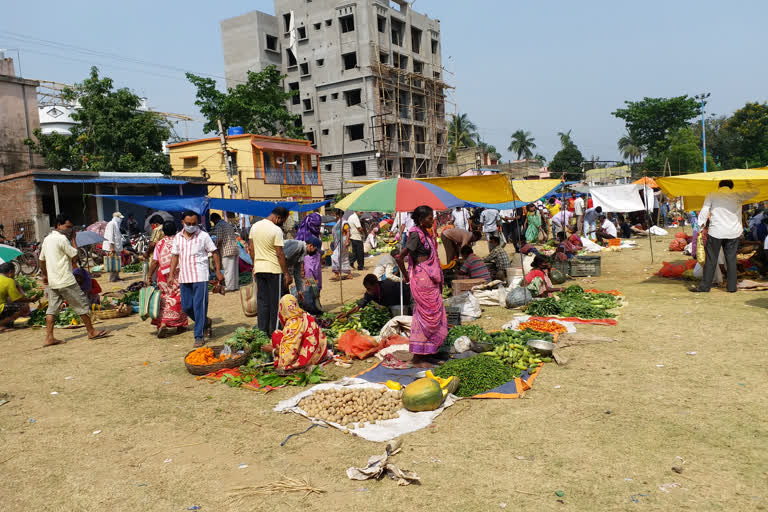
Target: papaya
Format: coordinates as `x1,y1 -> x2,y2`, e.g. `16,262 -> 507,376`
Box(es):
402,378 -> 445,412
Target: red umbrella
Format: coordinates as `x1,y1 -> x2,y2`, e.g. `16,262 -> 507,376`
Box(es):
86,221 -> 108,237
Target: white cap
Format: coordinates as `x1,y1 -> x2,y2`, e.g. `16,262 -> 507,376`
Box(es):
113,212 -> 124,219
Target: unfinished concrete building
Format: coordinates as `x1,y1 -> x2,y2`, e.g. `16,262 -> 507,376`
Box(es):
221,0 -> 450,195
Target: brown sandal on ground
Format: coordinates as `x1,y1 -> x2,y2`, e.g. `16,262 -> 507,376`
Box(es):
88,330 -> 110,340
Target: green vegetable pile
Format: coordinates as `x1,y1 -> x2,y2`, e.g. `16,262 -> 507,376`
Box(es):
118,290 -> 140,305
225,327 -> 271,360
15,275 -> 41,295
27,308 -> 47,326
485,329 -> 554,345
525,285 -> 619,319
122,263 -> 142,273
27,306 -> 83,327
359,304 -> 392,333
481,342 -> 551,375
324,301 -> 391,339
219,361 -> 328,388
433,355 -> 518,397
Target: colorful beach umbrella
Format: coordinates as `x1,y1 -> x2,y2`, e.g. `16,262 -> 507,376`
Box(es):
335,178 -> 463,213
0,244 -> 23,264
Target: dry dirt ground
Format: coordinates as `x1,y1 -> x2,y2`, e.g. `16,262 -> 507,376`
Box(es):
1,233 -> 767,511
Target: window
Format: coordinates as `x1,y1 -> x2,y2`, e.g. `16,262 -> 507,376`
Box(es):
342,52 -> 357,70
283,13 -> 291,32
316,58 -> 325,67
305,131 -> 316,146
392,52 -> 408,70
379,52 -> 389,64
300,62 -> 310,76
303,98 -> 313,112
265,34 -> 278,52
182,156 -> 198,169
413,60 -> 423,74
351,161 -> 366,177
322,129 -> 329,135
288,82 -> 300,105
297,26 -> 307,40
433,71 -> 441,80
325,19 -> 332,26
320,95 -> 327,103
331,93 -> 339,100
391,19 -> 404,46
377,16 -> 387,33
286,49 -> 297,67
431,39 -> 439,54
325,164 -> 332,171
314,22 -> 321,30
348,124 -> 364,141
344,88 -> 362,106
294,118 -> 303,128
411,27 -> 422,53
437,163 -> 444,176
339,14 -> 355,33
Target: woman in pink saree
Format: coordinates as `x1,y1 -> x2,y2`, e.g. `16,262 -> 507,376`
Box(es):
396,206 -> 447,367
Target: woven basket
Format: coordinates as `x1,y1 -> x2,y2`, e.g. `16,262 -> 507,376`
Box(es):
184,345 -> 252,376
92,304 -> 133,320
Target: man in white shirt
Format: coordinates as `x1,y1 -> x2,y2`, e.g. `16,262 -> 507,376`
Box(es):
168,211 -> 224,347
391,211 -> 414,248
479,208 -> 500,250
595,214 -> 617,245
573,194 -> 586,235
550,210 -> 574,238
451,208 -> 470,231
347,211 -> 366,271
693,180 -> 757,293
102,211 -> 124,282
40,213 -> 109,346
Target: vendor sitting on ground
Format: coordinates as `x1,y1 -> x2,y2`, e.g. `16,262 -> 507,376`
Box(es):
457,245 -> 491,282
567,226 -> 583,251
262,295 -> 329,375
483,235 -> 510,281
340,273 -> 412,318
554,232 -> 579,261
617,214 -> 632,239
524,255 -> 564,298
73,268 -> 102,306
440,227 -> 481,262
373,249 -> 402,282
514,241 -> 541,256
595,215 -> 618,245
0,262 -> 38,331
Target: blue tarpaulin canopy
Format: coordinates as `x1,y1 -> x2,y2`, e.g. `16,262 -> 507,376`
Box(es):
94,195 -> 330,217
36,178 -> 189,185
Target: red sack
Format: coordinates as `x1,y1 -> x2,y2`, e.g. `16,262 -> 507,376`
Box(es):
668,239 -> 687,251
337,330 -> 379,359
656,260 -> 696,278
674,232 -> 689,239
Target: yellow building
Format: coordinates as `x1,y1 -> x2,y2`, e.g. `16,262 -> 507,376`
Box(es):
168,134 -> 324,201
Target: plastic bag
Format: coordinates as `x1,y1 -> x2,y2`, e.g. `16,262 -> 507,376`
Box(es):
696,231 -> 706,264
337,330 -> 379,359
239,282 -> 257,317
447,292 -> 481,322
505,287 -> 533,309
219,345 -> 232,360
453,335 -> 471,354
649,226 -> 669,236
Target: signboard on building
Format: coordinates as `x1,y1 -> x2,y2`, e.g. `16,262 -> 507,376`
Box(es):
281,185 -> 312,199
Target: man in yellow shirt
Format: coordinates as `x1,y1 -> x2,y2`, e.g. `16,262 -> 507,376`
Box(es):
248,207 -> 292,335
0,262 -> 37,331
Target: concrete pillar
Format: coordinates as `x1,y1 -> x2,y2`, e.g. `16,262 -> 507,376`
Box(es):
95,184 -> 104,220
53,184 -> 60,215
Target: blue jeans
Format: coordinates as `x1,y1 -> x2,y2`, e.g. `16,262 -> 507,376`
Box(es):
180,282 -> 209,340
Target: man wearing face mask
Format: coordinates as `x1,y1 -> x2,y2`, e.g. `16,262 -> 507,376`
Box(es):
102,211 -> 124,282
249,207 -> 292,336
167,211 -> 224,347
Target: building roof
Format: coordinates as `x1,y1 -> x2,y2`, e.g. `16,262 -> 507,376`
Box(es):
167,133 -> 314,149
35,177 -> 188,185
252,140 -> 321,156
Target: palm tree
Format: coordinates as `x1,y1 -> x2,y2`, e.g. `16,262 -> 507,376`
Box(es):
448,113 -> 478,149
533,153 -> 547,164
617,132 -> 643,164
508,130 -> 536,160
557,130 -> 574,148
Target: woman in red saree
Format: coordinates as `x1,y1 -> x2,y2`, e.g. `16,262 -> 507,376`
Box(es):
146,222 -> 188,338
396,206 -> 447,367
267,294 -> 329,373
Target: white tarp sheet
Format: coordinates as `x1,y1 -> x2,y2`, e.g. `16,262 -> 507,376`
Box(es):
274,378 -> 457,442
589,184 -> 645,213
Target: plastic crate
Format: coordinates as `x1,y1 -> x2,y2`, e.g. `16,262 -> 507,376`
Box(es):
552,260 -> 569,277
445,306 -> 461,326
568,255 -> 601,277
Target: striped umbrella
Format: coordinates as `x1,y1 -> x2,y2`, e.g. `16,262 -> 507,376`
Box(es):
0,244 -> 23,264
335,178 -> 463,213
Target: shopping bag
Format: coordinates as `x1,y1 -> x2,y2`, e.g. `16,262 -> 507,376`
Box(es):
139,285 -> 156,320
147,288 -> 161,320
239,281 -> 258,317
105,254 -> 122,273
696,231 -> 706,264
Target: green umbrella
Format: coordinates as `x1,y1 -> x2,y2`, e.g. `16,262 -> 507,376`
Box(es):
0,244 -> 22,264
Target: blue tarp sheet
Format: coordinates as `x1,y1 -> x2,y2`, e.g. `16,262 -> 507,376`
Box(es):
94,195 -> 209,214
209,198 -> 330,217
36,178 -> 188,185
94,195 -> 330,217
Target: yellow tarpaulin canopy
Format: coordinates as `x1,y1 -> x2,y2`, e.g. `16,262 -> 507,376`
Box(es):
656,169 -> 768,211
347,175 -> 560,204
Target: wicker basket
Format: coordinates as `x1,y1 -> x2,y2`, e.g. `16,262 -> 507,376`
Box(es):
184,345 -> 252,376
91,304 -> 133,320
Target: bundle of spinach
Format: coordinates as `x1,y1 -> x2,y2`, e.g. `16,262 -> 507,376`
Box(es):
118,290 -> 140,305
226,363 -> 328,388
122,263 -> 142,273
359,304 -> 391,333
226,327 -> 271,356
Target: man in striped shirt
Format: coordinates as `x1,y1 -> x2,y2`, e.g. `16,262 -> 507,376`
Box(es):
168,211 -> 224,347
458,245 -> 491,282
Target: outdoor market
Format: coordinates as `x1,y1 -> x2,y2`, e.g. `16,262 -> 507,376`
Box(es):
2,168 -> 768,509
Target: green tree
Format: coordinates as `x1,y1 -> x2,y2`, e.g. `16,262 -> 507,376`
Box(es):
186,65 -> 302,138
25,67 -> 171,173
617,131 -> 644,163
549,132 -> 584,181
533,153 -> 547,163
612,96 -> 700,152
448,113 -> 478,149
720,102 -> 768,168
507,129 -> 536,160
644,127 -> 717,175
475,135 -> 502,161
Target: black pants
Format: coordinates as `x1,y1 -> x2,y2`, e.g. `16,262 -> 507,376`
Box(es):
699,235 -> 739,292
502,222 -> 522,247
255,273 -> 282,336
350,239 -> 364,270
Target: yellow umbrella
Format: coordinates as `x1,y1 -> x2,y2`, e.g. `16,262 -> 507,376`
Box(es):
656,168 -> 768,210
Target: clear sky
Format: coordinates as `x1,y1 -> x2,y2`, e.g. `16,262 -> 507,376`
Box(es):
3,0 -> 767,163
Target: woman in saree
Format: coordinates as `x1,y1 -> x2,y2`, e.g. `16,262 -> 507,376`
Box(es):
395,205 -> 448,367
146,221 -> 188,338
524,204 -> 542,243
524,255 -> 564,298
331,209 -> 351,280
264,294 -> 329,374
296,211 -> 323,290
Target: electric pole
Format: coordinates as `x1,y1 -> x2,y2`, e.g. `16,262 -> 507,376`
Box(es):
218,119 -> 238,199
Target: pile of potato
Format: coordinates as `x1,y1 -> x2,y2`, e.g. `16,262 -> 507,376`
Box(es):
299,388 -> 402,428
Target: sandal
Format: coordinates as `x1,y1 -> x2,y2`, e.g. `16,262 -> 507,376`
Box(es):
88,330 -> 110,340
193,338 -> 205,348
157,325 -> 168,339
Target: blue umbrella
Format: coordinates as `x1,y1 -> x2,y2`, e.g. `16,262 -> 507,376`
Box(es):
76,230 -> 105,248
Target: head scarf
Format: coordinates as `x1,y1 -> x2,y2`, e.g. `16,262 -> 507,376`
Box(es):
296,212 -> 322,241
73,268 -> 92,293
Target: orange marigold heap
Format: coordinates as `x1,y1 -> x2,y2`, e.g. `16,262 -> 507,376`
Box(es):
517,319 -> 567,334
185,347 -> 222,365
